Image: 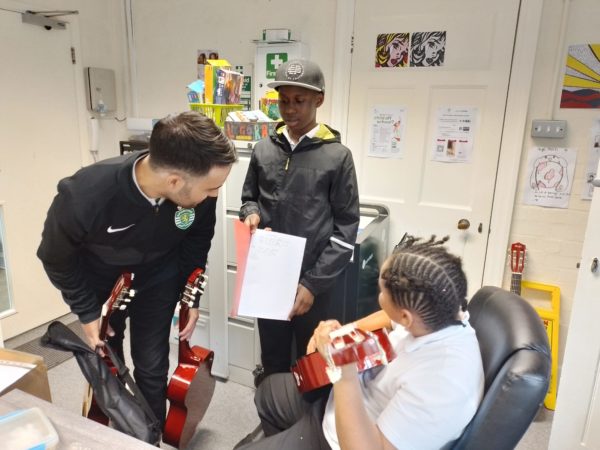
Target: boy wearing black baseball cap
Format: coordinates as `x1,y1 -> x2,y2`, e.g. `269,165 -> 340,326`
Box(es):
239,59 -> 360,384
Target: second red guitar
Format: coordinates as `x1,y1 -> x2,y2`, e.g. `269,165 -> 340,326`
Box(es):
510,242 -> 526,295
291,326 -> 395,393
163,268 -> 216,449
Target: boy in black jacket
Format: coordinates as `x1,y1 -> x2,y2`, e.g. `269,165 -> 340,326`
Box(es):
37,111 -> 236,424
240,59 -> 360,383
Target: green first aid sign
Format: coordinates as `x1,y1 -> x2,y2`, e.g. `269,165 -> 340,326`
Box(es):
266,53 -> 288,79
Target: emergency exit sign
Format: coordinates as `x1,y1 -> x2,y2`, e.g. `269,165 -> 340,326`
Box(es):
266,53 -> 288,79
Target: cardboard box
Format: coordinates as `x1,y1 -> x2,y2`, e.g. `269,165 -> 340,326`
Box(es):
0,348 -> 52,402
224,121 -> 278,141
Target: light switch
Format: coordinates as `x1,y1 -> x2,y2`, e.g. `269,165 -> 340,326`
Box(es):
531,120 -> 567,138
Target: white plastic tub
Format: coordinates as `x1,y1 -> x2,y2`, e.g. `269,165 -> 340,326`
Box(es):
0,407 -> 59,449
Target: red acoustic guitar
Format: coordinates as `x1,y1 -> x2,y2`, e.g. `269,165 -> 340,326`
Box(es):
83,272 -> 135,424
163,268 -> 216,449
291,326 -> 394,393
510,242 -> 526,295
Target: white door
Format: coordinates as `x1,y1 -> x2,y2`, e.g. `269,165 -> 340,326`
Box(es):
0,5 -> 84,338
548,160 -> 600,449
347,0 -> 520,296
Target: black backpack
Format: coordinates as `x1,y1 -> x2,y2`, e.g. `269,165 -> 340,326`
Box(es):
41,321 -> 162,445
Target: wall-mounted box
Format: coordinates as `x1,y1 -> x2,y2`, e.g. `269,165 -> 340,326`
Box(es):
84,67 -> 116,114
531,119 -> 567,138
262,28 -> 291,42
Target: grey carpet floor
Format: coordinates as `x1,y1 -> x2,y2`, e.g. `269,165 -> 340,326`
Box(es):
13,321 -> 85,369
46,343 -> 259,450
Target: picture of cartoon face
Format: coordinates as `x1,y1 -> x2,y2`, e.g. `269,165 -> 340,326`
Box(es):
411,31 -> 446,67
376,33 -> 409,68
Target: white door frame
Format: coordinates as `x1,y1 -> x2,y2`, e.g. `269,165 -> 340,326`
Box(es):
330,0 -> 544,287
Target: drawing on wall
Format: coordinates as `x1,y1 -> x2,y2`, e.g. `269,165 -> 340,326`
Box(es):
410,31 -> 446,67
197,49 -> 219,79
560,44 -> 600,109
369,105 -> 407,158
375,33 -> 409,68
523,147 -> 577,208
583,120 -> 600,200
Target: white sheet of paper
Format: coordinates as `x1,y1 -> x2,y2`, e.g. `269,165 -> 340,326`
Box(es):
368,105 -> 407,159
431,106 -> 477,163
522,147 -> 577,208
237,229 -> 306,320
0,361 -> 34,392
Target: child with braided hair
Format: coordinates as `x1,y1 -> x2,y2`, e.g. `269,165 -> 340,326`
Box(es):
235,236 -> 484,450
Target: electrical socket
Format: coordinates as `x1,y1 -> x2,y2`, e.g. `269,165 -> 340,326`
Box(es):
531,120 -> 567,139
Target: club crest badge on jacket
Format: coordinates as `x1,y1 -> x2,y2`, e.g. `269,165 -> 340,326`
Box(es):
175,208 -> 195,230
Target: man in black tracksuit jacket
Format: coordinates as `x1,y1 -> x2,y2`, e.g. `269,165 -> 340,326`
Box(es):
37,111 -> 236,424
240,59 -> 360,381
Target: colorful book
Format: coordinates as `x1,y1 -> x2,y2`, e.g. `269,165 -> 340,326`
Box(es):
204,59 -> 231,104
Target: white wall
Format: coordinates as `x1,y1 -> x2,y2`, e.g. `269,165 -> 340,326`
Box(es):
506,0 -> 600,379
130,0 -> 337,121
21,0 -> 130,161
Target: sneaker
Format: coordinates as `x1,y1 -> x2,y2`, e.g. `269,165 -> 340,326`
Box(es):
252,364 -> 266,388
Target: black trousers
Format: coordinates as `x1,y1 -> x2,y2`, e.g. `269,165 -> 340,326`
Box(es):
258,289 -> 333,376
105,275 -> 180,425
239,373 -> 332,450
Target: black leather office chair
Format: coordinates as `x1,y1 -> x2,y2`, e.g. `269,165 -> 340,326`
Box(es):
450,286 -> 551,450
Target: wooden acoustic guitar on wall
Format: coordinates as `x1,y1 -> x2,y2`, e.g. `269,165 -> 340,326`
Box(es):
510,242 -> 526,295
82,272 -> 135,424
291,325 -> 395,393
163,268 -> 216,449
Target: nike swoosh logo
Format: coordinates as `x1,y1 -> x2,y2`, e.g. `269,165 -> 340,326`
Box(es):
107,224 -> 136,233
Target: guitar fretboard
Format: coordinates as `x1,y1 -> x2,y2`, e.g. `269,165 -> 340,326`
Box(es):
511,273 -> 522,296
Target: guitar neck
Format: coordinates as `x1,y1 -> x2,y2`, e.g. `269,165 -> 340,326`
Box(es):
98,313 -> 110,341
178,302 -> 201,364
511,272 -> 522,296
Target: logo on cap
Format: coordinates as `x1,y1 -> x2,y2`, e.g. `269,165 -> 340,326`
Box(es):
285,62 -> 304,81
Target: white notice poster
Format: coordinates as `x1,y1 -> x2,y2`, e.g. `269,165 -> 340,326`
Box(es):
523,147 -> 577,208
432,106 -> 477,163
369,105 -> 407,158
237,229 -> 306,320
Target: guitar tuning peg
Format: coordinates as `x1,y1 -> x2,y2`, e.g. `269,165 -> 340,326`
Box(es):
119,305 -> 127,310
128,289 -> 136,297
123,297 -> 132,303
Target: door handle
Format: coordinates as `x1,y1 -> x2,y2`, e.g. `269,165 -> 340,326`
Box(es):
457,219 -> 470,230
